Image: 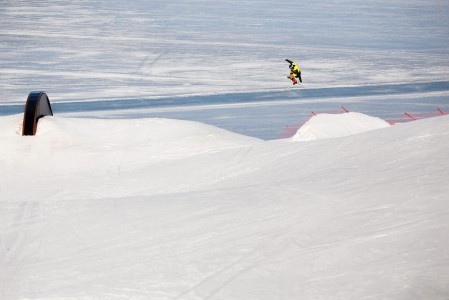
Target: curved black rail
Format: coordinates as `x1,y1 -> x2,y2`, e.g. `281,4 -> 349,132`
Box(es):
22,91 -> 53,136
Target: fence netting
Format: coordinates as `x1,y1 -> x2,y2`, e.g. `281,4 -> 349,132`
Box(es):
276,107 -> 447,139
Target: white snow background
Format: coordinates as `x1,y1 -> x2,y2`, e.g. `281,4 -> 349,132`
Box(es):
1,0 -> 449,299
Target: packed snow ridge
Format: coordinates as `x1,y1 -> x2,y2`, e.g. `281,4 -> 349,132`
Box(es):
292,112 -> 391,141
1,113 -> 449,300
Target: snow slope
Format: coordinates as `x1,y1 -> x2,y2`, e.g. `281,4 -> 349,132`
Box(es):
0,115 -> 261,201
1,113 -> 449,299
1,0 -> 449,298
1,0 -> 449,103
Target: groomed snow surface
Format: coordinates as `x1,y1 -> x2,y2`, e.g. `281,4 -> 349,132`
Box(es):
1,0 -> 449,298
1,112 -> 449,300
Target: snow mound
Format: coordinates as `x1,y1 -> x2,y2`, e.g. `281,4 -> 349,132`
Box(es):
1,112 -> 449,300
0,115 -> 262,200
0,114 -> 261,160
292,112 -> 391,141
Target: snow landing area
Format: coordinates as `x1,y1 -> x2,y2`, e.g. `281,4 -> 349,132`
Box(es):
1,112 -> 449,300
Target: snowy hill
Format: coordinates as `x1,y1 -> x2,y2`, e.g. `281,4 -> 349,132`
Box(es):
292,112 -> 391,141
0,115 -> 261,201
1,113 -> 449,299
1,0 -> 449,299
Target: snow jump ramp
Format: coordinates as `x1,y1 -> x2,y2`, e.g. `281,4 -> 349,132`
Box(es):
22,91 -> 53,136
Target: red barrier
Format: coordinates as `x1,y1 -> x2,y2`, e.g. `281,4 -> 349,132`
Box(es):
400,109 -> 445,122
405,112 -> 416,121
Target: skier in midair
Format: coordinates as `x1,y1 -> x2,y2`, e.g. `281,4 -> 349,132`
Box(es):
286,59 -> 302,85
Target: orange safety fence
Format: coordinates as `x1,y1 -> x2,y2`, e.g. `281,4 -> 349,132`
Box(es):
386,108 -> 446,125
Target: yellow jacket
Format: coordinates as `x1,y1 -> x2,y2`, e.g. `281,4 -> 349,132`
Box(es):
290,63 -> 301,74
